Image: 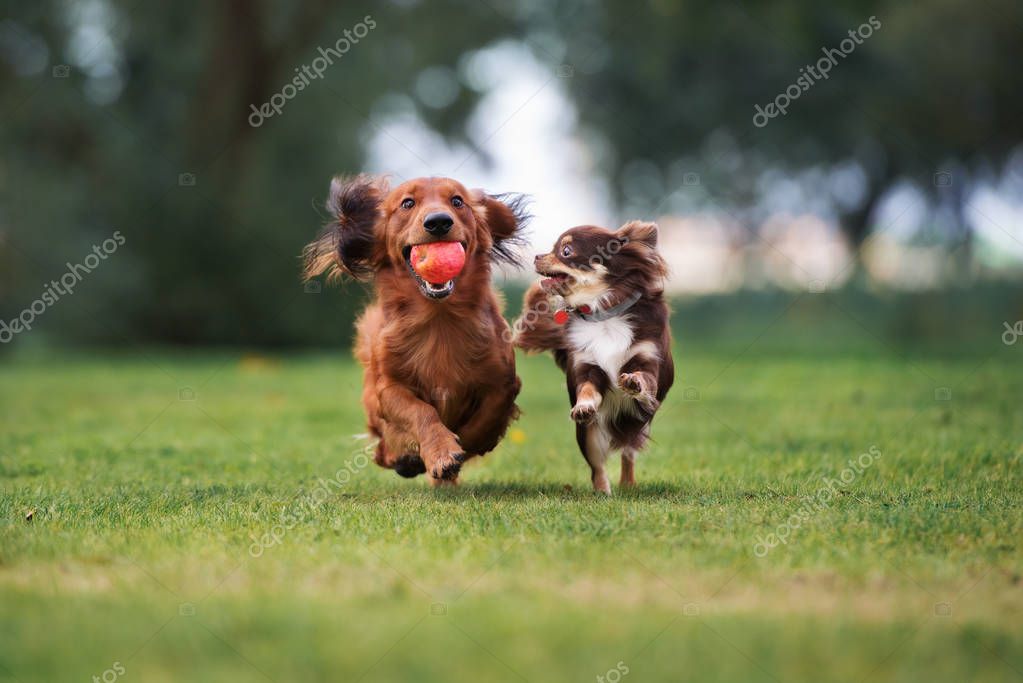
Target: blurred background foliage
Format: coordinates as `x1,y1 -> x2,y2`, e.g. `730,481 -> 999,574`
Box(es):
1,0 -> 1021,349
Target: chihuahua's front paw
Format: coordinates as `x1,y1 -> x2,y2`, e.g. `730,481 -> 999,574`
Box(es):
619,372 -> 659,412
618,372 -> 649,395
571,401 -> 598,424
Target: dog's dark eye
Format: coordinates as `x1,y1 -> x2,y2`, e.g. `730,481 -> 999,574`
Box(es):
561,244 -> 573,257
401,198 -> 415,210
451,196 -> 464,208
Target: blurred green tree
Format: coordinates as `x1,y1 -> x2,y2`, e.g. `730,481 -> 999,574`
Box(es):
0,0 -> 518,347
533,0 -> 1022,256
1,0 -> 1020,347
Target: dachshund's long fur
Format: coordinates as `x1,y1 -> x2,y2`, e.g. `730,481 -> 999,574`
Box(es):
305,175 -> 529,484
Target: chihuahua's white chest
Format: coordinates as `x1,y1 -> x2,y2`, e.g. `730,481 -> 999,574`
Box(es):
567,316 -> 634,380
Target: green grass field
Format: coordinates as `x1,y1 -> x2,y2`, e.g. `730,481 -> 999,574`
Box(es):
1,334 -> 1021,681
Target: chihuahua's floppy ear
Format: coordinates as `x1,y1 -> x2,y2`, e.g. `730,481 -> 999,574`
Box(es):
471,190 -> 531,267
303,175 -> 388,282
617,220 -> 658,248
617,220 -> 668,282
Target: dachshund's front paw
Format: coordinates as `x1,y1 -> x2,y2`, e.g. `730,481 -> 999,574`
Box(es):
429,449 -> 465,480
422,431 -> 465,481
393,454 -> 426,478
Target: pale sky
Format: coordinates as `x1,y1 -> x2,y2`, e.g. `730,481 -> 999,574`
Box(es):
365,41 -> 614,272
365,41 -> 1023,284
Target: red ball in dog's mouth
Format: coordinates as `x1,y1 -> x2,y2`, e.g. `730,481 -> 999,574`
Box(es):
409,241 -> 466,284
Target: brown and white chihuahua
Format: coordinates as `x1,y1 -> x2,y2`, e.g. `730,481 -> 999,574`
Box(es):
513,221 -> 674,493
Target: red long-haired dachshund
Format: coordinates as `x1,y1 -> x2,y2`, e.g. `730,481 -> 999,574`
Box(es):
304,175 -> 529,485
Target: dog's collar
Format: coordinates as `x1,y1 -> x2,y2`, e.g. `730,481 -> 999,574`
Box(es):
554,291 -> 643,324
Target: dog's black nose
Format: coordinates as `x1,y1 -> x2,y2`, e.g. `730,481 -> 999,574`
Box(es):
423,212 -> 454,235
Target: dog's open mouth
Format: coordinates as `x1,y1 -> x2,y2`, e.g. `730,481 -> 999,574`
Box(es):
403,242 -> 466,300
537,270 -> 571,293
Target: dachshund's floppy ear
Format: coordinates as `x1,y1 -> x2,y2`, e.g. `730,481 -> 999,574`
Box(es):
472,191 -> 531,267
303,174 -> 388,282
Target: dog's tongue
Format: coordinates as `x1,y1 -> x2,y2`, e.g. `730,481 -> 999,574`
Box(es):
540,274 -> 568,292
410,242 -> 466,284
